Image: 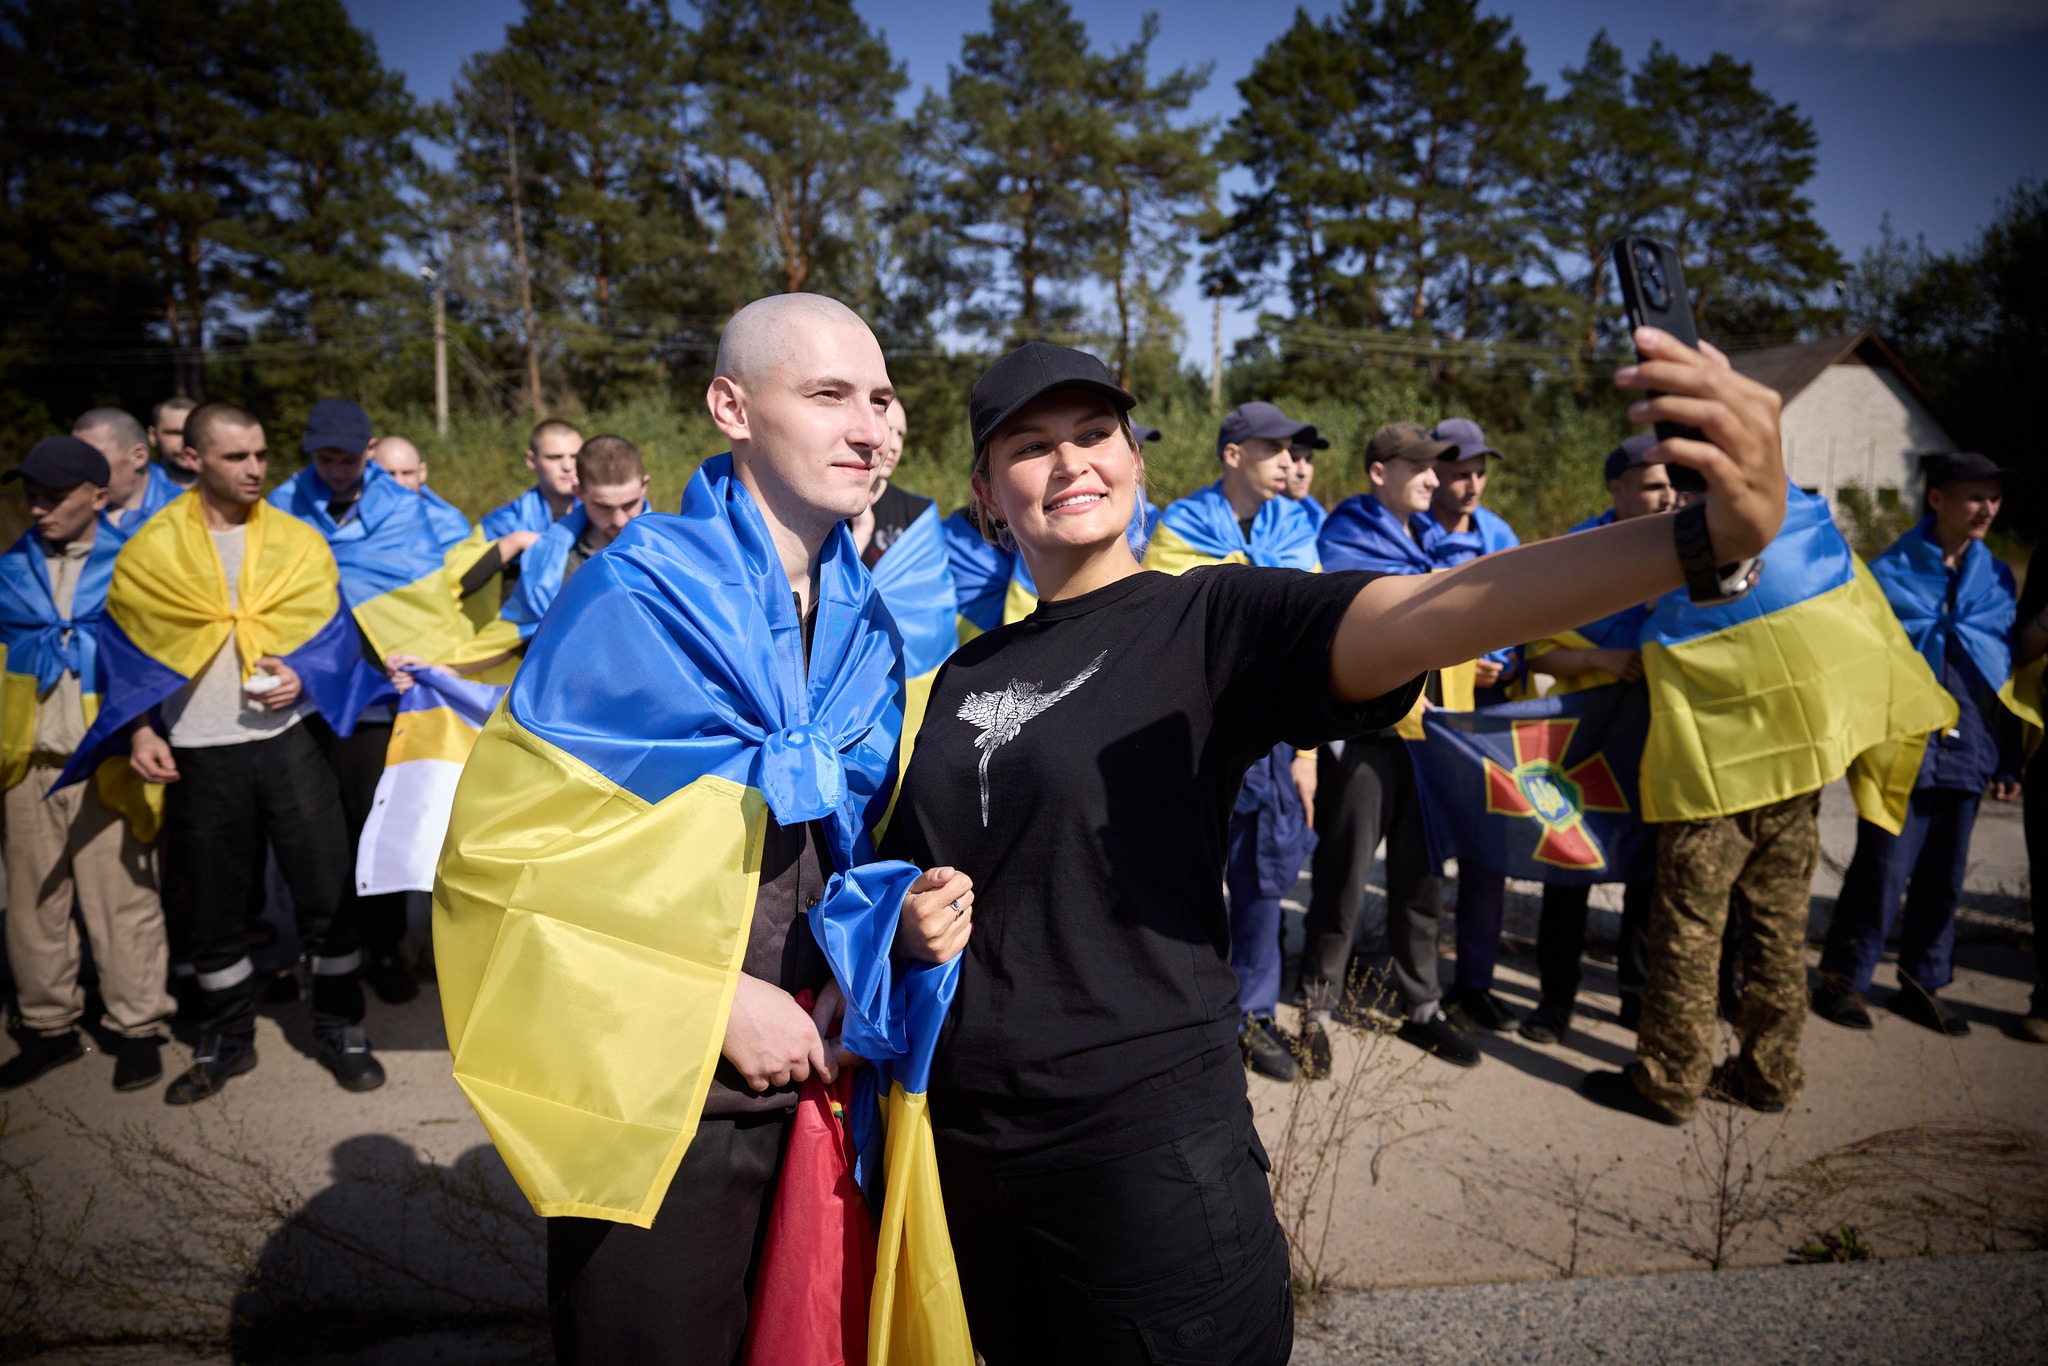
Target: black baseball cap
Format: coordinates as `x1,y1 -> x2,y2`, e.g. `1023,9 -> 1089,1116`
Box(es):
1217,401 -> 1312,459
1131,424 -> 1162,446
5,435 -> 111,489
1925,451 -> 2016,488
302,398 -> 373,455
1292,426 -> 1331,456
970,342 -> 1135,452
1431,417 -> 1500,461
1603,433 -> 1659,483
1366,422 -> 1455,465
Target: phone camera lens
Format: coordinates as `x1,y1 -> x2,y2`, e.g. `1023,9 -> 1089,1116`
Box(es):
1634,244 -> 1670,311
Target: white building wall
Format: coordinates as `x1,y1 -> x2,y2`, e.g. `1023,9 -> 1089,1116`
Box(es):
1780,363 -> 1954,502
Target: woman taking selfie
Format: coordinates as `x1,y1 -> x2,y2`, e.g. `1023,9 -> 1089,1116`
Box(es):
881,331 -> 1785,1364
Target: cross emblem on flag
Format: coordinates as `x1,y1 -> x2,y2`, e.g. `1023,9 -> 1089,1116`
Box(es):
1482,718 -> 1630,870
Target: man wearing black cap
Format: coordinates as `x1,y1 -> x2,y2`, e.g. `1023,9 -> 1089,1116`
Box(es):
0,438 -> 174,1092
1817,451 -> 2023,1035
1287,426 -> 1330,529
1516,434 -> 1671,1044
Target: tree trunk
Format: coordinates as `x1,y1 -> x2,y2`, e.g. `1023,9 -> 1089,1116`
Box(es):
503,79 -> 544,418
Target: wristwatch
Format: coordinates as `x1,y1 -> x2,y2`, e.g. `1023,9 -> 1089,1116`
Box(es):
1673,501 -> 1761,605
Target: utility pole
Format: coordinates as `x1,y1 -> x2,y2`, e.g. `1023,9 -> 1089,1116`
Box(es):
421,265 -> 448,437
1210,280 -> 1224,411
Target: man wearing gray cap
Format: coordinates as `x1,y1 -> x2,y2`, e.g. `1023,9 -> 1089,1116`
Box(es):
0,438 -> 173,1092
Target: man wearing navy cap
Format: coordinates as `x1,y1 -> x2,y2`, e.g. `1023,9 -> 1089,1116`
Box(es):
1818,450 -> 2023,1035
0,438 -> 173,1092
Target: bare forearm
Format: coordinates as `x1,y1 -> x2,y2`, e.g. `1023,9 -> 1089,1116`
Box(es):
1333,515 -> 1680,703
1531,647 -> 1606,679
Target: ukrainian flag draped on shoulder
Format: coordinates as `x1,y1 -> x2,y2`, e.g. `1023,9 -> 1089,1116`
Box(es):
269,464 -> 518,668
1867,517 -> 2038,732
941,510 -> 1011,642
105,464 -> 184,545
1143,481 -> 1317,574
480,487 -> 557,540
433,454 -> 970,1359
0,525 -> 162,836
1521,511 -> 1652,697
1638,488 -> 1956,831
501,501 -> 649,641
1415,504 -> 1518,567
869,501 -> 957,772
55,494 -> 394,794
1318,492 -> 1436,575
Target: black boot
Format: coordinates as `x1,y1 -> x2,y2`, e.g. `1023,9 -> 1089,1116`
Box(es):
111,1035 -> 165,1092
0,1029 -> 84,1091
1397,1008 -> 1481,1067
165,1032 -> 258,1105
1519,1001 -> 1572,1045
365,952 -> 419,1005
1240,1017 -> 1299,1083
315,1024 -> 386,1092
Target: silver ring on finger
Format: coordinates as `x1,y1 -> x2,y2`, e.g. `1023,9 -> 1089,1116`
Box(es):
950,898 -> 963,918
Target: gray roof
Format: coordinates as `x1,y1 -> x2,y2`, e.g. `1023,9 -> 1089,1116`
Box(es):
1724,331 -> 1937,413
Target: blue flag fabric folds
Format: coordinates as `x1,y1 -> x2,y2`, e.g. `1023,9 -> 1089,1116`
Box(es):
1868,517 -> 2014,692
269,463 -> 445,604
501,505 -> 589,641
1410,685 -> 1657,886
1319,493 -> 1436,574
1147,481 -> 1318,571
1415,504 -> 1518,567
0,531 -> 119,695
869,503 -> 958,682
419,485 -> 476,556
479,486 -> 559,540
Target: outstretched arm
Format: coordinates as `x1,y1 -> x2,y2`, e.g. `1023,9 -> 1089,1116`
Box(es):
1332,328 -> 1785,704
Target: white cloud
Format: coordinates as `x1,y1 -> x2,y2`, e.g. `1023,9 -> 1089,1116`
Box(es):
1714,0 -> 2048,50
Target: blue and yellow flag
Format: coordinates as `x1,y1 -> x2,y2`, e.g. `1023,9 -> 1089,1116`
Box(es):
1143,482 -> 1317,574
1297,493 -> 1328,533
104,464 -> 185,545
270,464 -> 520,670
1518,511 -> 1652,698
55,493 -> 395,796
356,670 -> 506,896
1318,492 -> 1437,575
1412,685 -> 1656,886
499,500 -> 648,641
1638,488 -> 1957,830
0,525 -> 162,837
941,509 -> 1012,642
1869,517 -> 2039,717
1415,504 -> 1518,566
433,454 -> 969,1358
869,501 -> 958,769
418,484 -> 475,556
480,486 -> 560,540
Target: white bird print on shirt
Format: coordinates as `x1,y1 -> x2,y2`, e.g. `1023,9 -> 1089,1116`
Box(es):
956,650 -> 1107,826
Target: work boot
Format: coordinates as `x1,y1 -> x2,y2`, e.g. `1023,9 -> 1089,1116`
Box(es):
165,1032 -> 257,1105
1446,986 -> 1520,1032
1240,1018 -> 1298,1083
1811,985 -> 1874,1030
1518,1001 -> 1571,1045
111,1036 -> 164,1092
316,1024 -> 386,1093
1708,1060 -> 1787,1114
1397,1009 -> 1481,1068
1889,986 -> 1970,1036
1298,1018 -> 1333,1082
0,1029 -> 84,1091
1581,1067 -> 1688,1126
365,952 -> 420,1006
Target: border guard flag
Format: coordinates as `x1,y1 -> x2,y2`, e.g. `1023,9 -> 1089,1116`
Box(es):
434,454 -> 971,1361
1637,488 -> 1957,831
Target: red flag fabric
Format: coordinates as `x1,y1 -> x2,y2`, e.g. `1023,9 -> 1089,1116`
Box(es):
743,998 -> 875,1366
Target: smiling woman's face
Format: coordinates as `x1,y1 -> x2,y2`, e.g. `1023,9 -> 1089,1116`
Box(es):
973,389 -> 1140,562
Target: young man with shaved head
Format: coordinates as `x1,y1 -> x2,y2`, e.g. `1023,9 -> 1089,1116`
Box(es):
481,418 -> 583,588
72,408 -> 182,538
439,293 -> 968,1363
500,436 -> 651,637
150,397 -> 199,489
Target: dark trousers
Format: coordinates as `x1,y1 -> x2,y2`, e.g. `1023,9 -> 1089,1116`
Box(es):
1452,866 -> 1506,994
547,1110 -> 790,1366
1226,811 -> 1284,1022
161,723 -> 358,1036
1820,788 -> 1980,995
2027,748 -> 2048,1016
1302,737 -> 1443,1018
1536,878 -> 1653,1013
937,1107 -> 1292,1366
309,715 -> 408,958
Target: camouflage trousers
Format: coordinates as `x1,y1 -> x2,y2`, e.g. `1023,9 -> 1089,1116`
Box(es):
1634,791 -> 1820,1118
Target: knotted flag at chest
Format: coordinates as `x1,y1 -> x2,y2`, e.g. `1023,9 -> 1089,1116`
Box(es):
433,453 -> 969,1360
269,464 -> 520,671
1637,488 -> 1957,831
1143,482 -> 1317,574
55,495 -> 394,795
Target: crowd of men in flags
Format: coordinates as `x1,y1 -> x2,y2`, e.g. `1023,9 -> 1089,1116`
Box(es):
1,373 -> 2043,1122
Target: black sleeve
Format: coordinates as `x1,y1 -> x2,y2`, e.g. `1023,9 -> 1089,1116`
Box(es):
458,543 -> 505,599
1200,566 -> 1424,758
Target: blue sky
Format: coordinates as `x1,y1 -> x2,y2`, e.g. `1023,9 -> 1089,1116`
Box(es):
346,0 -> 2048,362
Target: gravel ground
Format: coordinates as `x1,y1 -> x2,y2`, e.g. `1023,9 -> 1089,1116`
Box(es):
1290,1252 -> 2048,1365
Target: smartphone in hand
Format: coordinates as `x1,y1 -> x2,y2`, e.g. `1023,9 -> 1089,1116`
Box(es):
1611,235 -> 1706,493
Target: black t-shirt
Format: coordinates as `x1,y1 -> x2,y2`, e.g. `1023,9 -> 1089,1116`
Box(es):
880,566 -> 1420,1165
863,483 -> 930,568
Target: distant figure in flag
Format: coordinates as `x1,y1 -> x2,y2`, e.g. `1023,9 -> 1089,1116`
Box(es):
71,408 -> 183,542
479,418 -> 583,594
500,435 -> 651,641
1287,425 -> 1329,530
1516,434 -> 1675,1044
884,330 -> 1792,1362
148,396 -> 199,490
372,434 -> 502,624
60,402 -> 398,1103
1816,451 -> 2027,1036
1142,400 -> 1321,1083
850,398 -> 957,751
1305,422 -> 1480,1071
1415,417 -> 1525,1037
435,294 -> 975,1365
